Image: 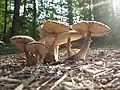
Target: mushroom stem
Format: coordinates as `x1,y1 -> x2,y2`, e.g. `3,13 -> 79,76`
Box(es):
46,35 -> 59,62
75,31 -> 92,60
24,50 -> 36,66
44,52 -> 55,63
30,53 -> 36,64
67,37 -> 72,57
36,54 -> 43,64
54,45 -> 59,61
35,51 -> 46,64
39,54 -> 46,64
36,55 -> 39,63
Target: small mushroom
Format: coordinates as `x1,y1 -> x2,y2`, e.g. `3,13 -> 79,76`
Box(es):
39,30 -> 83,61
0,41 -> 4,44
25,41 -> 49,64
0,41 -> 4,48
10,35 -> 36,66
69,21 -> 111,60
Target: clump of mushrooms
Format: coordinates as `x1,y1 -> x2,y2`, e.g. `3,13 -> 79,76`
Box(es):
40,30 -> 83,61
10,35 -> 36,66
39,20 -> 84,62
68,21 -> 111,60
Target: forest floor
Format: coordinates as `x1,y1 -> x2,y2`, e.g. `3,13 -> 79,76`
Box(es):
1,47 -> 120,90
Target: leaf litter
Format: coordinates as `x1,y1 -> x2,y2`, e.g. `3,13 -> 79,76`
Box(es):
1,47 -> 120,90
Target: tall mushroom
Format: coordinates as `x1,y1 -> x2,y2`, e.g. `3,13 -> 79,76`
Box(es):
10,35 -> 36,66
25,41 -> 49,64
68,21 -> 111,60
39,30 -> 84,62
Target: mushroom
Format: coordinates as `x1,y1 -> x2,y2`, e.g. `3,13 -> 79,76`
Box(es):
39,30 -> 84,62
25,41 -> 49,64
10,35 -> 36,66
0,41 -> 4,44
68,21 -> 111,60
0,41 -> 4,48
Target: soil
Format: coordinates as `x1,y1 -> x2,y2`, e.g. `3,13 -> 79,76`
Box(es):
0,47 -> 120,90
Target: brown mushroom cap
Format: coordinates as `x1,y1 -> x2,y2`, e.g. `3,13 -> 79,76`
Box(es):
10,35 -> 35,52
71,21 -> 111,36
39,24 -> 52,38
39,30 -> 83,46
43,20 -> 70,33
25,41 -> 49,56
39,35 -> 56,47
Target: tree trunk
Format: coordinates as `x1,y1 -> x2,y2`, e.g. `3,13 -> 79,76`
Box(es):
23,0 -> 26,18
23,0 -> 26,28
32,0 -> 36,38
3,0 -> 8,42
11,0 -> 21,36
88,0 -> 92,20
67,0 -> 73,25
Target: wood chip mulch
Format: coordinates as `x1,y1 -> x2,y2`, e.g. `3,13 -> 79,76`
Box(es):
1,47 -> 120,90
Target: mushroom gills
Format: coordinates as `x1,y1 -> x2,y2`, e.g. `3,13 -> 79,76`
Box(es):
39,31 -> 83,61
72,21 -> 111,36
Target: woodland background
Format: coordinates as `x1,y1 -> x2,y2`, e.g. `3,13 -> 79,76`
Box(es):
0,0 -> 120,53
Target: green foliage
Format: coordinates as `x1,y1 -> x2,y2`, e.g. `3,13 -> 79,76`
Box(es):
0,0 -> 120,46
0,0 -> 5,40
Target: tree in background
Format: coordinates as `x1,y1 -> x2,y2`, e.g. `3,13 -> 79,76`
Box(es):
3,0 -> 7,42
67,0 -> 73,25
0,0 -> 6,40
11,0 -> 21,36
0,0 -> 120,45
32,0 -> 37,38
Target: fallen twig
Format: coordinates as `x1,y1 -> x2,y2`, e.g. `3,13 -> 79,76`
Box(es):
14,83 -> 24,90
50,70 -> 73,90
14,66 -> 41,90
0,77 -> 21,83
36,75 -> 59,90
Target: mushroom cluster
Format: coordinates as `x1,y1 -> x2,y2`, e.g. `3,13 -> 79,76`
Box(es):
10,20 -> 111,66
10,35 -> 49,66
39,20 -> 84,62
